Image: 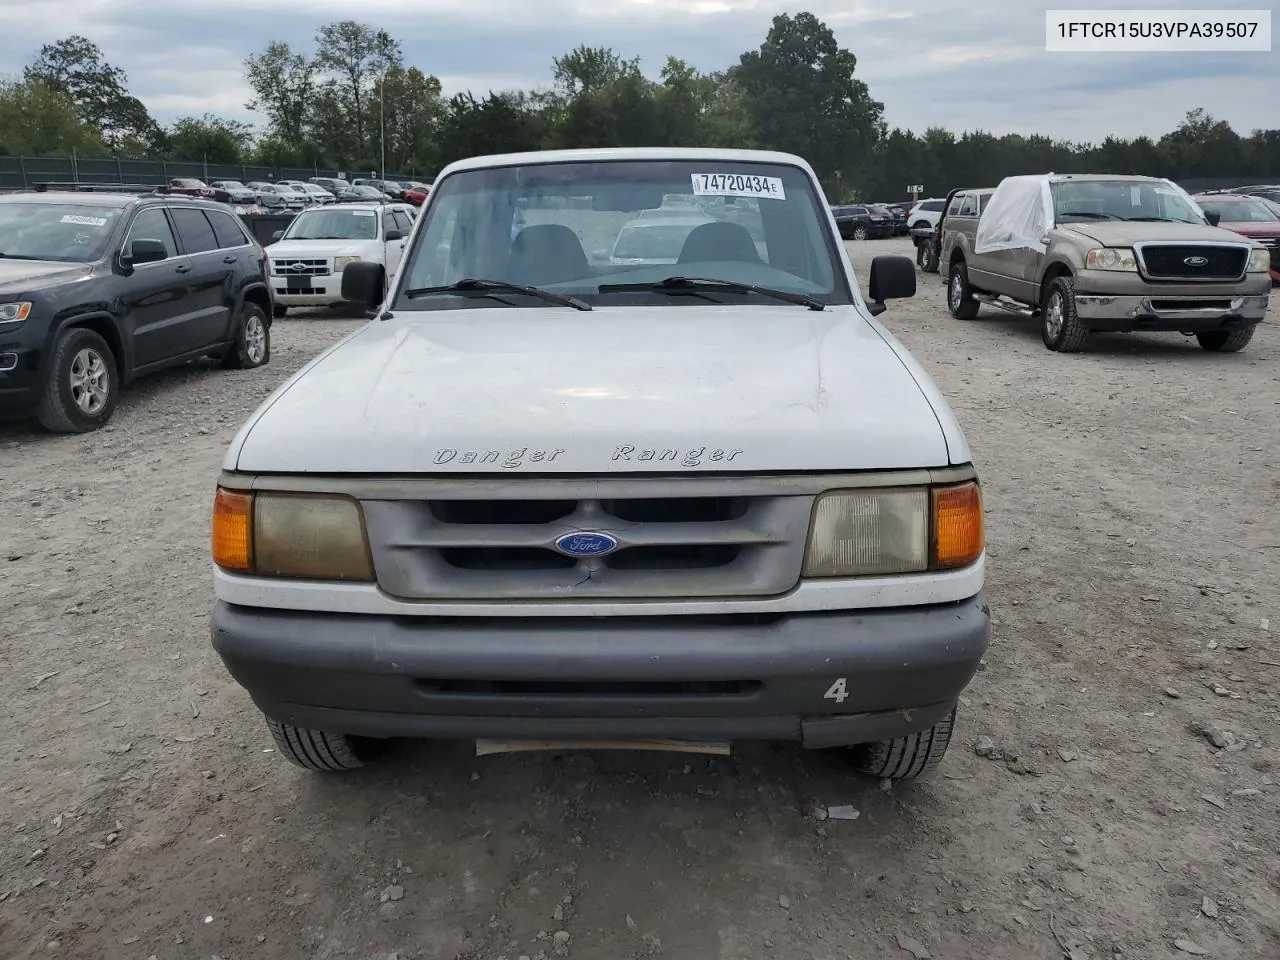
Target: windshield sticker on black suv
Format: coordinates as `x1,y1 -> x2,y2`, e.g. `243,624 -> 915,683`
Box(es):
691,173 -> 785,200
60,214 -> 109,227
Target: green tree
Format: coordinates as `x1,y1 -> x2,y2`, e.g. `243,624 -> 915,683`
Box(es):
159,114 -> 254,163
24,35 -> 158,151
374,65 -> 444,175
733,12 -> 884,187
244,41 -> 315,147
434,91 -> 549,167
0,78 -> 106,155
312,20 -> 401,162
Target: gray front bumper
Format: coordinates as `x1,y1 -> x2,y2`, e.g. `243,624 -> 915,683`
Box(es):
1073,293 -> 1269,329
211,595 -> 990,748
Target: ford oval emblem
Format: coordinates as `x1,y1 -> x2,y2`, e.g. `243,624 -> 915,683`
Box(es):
554,531 -> 619,558
1184,255 -> 1209,267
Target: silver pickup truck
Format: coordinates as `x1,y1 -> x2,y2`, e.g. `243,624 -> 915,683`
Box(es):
940,173 -> 1272,352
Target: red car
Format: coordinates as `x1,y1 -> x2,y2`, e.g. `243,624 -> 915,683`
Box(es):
401,181 -> 431,206
1194,192 -> 1280,283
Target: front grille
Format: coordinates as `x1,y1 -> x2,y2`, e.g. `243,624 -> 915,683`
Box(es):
1136,243 -> 1249,281
361,493 -> 812,600
271,258 -> 329,276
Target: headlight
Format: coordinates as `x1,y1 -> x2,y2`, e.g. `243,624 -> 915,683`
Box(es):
212,488 -> 374,580
1085,247 -> 1137,271
0,302 -> 32,324
334,256 -> 362,272
803,481 -> 983,577
1248,247 -> 1271,273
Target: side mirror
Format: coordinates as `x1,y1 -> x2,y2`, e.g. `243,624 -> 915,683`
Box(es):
271,230 -> 284,242
1205,211 -> 1221,227
385,229 -> 405,242
866,255 -> 916,316
342,260 -> 387,308
124,238 -> 167,266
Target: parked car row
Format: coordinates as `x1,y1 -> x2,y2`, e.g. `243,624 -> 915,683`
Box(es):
179,175 -> 433,213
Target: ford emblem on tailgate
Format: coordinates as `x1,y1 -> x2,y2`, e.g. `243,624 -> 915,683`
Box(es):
554,532 -> 619,558
1184,256 -> 1209,267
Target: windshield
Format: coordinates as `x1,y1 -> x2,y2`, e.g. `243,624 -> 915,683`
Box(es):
398,159 -> 846,309
352,186 -> 383,198
282,208 -> 378,240
1197,198 -> 1279,223
1052,179 -> 1205,223
0,202 -> 122,262
218,181 -> 247,190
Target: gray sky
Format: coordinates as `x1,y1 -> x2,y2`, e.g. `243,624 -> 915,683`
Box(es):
3,0 -> 1277,144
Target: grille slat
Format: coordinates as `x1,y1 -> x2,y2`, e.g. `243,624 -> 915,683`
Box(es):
1135,243 -> 1249,281
362,494 -> 812,600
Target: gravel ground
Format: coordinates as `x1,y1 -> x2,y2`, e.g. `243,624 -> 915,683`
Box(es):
2,237 -> 1278,960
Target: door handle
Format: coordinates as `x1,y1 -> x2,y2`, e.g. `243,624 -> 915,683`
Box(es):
223,256 -> 237,264
175,264 -> 191,274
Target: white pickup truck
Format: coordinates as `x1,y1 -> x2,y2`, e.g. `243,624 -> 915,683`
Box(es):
210,147 -> 990,781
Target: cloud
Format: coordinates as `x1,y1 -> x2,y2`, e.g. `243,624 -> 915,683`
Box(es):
1,0 -> 1276,144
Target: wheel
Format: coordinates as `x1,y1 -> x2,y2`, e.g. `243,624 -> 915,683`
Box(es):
1196,326 -> 1254,352
1041,275 -> 1088,352
946,262 -> 980,320
853,707 -> 956,780
36,328 -> 118,433
273,303 -> 288,318
852,224 -> 869,241
910,220 -> 931,231
267,719 -> 368,771
222,302 -> 271,370
921,241 -> 939,274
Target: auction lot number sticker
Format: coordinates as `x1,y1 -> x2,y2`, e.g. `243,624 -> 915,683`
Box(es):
691,173 -> 786,200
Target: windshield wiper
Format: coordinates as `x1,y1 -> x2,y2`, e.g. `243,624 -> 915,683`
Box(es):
1059,211 -> 1121,220
403,278 -> 592,311
1125,216 -> 1197,223
598,275 -> 825,310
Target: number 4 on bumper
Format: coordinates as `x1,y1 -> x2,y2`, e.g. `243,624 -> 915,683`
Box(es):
824,678 -> 849,703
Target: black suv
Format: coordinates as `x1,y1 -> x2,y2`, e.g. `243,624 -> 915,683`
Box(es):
830,204 -> 894,241
0,189 -> 274,433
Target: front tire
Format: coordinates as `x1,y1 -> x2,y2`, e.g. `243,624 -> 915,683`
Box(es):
222,303 -> 271,370
852,224 -> 869,241
947,262 -> 980,319
36,328 -> 118,433
267,720 -> 368,772
1040,275 -> 1088,352
853,707 -> 956,780
920,241 -> 939,274
1196,326 -> 1254,352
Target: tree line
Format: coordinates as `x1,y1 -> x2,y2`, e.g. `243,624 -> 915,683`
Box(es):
2,12 -> 1278,200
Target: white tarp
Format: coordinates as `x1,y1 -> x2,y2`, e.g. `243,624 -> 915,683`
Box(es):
974,175 -> 1055,255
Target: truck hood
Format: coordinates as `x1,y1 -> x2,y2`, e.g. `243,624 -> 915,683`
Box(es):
229,305 -> 954,474
1057,221 -> 1258,246
266,240 -> 373,260
1216,222 -> 1280,240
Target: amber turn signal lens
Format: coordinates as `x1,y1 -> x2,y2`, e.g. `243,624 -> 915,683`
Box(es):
212,487 -> 254,572
932,481 -> 983,569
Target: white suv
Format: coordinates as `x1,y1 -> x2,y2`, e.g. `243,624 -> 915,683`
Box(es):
907,198 -> 947,231
211,148 -> 989,781
263,202 -> 416,315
